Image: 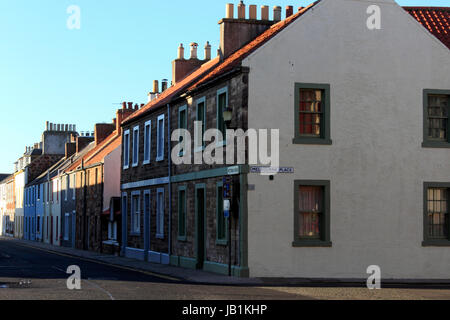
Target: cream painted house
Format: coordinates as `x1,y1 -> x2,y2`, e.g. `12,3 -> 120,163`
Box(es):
243,0 -> 450,278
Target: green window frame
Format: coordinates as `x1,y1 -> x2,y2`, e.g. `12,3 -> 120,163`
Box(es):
293,180 -> 332,247
178,105 -> 188,156
216,181 -> 228,245
195,97 -> 207,152
178,186 -> 187,241
293,83 -> 332,145
422,182 -> 450,246
422,89 -> 450,148
216,87 -> 228,146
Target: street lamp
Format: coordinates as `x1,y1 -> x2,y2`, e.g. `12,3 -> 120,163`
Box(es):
222,106 -> 233,129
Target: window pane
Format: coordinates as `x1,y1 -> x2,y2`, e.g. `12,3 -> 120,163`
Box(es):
427,95 -> 449,141
144,125 -> 150,161
298,186 -> 323,239
427,188 -> 449,239
179,190 -> 186,237
299,89 -> 323,137
217,186 -> 225,240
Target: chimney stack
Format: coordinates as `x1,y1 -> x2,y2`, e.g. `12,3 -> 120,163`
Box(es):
127,102 -> 133,109
219,3 -> 274,58
172,42 -> 207,84
116,106 -> 136,135
46,121 -> 49,131
249,5 -> 257,19
286,5 -> 293,18
273,6 -> 281,22
237,1 -> 245,19
65,142 -> 76,158
94,123 -> 115,146
226,3 -> 234,18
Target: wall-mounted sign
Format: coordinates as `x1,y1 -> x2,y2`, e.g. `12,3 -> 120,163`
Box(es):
250,167 -> 295,174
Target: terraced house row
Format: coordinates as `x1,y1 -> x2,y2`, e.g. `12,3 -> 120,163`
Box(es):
0,0 -> 449,279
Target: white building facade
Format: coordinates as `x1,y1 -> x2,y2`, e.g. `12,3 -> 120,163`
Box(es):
244,0 -> 450,279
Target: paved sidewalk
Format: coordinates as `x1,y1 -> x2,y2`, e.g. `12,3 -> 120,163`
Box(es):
0,237 -> 263,286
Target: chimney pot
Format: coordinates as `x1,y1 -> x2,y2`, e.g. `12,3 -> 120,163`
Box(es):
225,3 -> 234,19
153,80 -> 159,93
238,1 -> 246,19
249,4 -> 257,19
286,5 -> 293,18
273,6 -> 281,22
161,79 -> 168,92
261,5 -> 269,20
177,43 -> 184,60
122,102 -> 127,109
127,102 -> 133,109
204,41 -> 211,60
298,6 -> 304,12
46,121 -> 49,131
190,42 -> 198,59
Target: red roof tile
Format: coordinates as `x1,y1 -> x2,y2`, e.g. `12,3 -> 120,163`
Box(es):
66,131 -> 120,172
404,7 -> 450,50
188,2 -> 319,91
122,56 -> 220,125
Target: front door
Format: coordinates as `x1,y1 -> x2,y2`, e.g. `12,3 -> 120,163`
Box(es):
195,185 -> 206,269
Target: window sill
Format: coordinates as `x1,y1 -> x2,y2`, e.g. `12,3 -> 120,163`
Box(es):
292,137 -> 332,145
129,232 -> 141,237
156,157 -> 164,162
292,240 -> 332,247
177,236 -> 187,242
422,240 -> 450,247
156,234 -> 164,239
143,160 -> 151,165
422,141 -> 450,148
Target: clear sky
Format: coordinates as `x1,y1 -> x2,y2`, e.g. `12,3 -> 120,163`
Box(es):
0,0 -> 447,173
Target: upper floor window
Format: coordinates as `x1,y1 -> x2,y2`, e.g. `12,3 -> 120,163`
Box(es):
156,114 -> 165,161
178,186 -> 187,241
132,126 -> 139,167
65,176 -> 69,201
143,120 -> 151,164
423,90 -> 450,148
71,174 -> 76,200
178,105 -> 187,156
293,83 -> 331,145
423,182 -> 450,246
123,129 -> 130,169
217,87 -> 228,145
293,180 -> 331,247
195,97 -> 206,151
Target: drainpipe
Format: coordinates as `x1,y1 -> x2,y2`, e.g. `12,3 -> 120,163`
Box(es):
167,103 -> 172,262
82,160 -> 87,251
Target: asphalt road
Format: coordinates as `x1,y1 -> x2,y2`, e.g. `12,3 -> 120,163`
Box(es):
0,239 -> 307,300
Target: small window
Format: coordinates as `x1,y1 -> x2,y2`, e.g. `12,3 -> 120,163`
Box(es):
216,182 -> 227,245
293,180 -> 331,247
65,176 -> 69,201
178,187 -> 187,240
123,129 -> 130,169
293,83 -> 331,145
132,126 -> 139,167
143,120 -> 151,164
131,193 -> 140,234
423,183 -> 450,246
217,87 -> 228,144
423,90 -> 450,148
72,174 -> 76,200
195,97 -> 206,151
156,188 -> 165,238
156,114 -> 165,161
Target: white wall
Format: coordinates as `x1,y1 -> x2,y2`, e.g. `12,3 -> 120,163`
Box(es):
244,0 -> 450,278
103,145 -> 121,211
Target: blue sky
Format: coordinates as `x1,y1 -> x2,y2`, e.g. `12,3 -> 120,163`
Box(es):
0,0 -> 447,173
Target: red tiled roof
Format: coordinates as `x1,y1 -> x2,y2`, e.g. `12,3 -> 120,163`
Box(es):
66,131 -> 120,172
404,7 -> 450,50
189,2 -> 319,91
122,2 -> 319,125
122,56 -> 220,125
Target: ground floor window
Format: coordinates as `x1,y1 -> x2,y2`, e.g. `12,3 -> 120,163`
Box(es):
156,188 -> 165,238
423,182 -> 450,246
131,193 -> 141,234
178,187 -> 187,240
64,213 -> 70,241
293,180 -> 331,247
